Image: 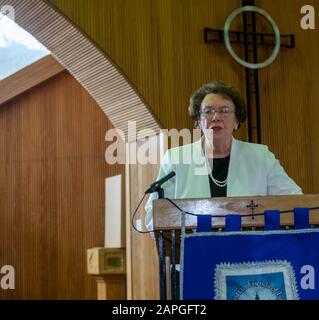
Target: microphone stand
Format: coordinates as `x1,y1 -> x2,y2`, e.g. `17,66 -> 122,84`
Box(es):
156,187 -> 164,199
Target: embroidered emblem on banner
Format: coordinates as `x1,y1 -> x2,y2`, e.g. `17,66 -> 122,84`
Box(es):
214,260 -> 299,300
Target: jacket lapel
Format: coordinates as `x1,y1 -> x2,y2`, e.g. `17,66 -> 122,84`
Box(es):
227,138 -> 246,196
184,139 -> 211,198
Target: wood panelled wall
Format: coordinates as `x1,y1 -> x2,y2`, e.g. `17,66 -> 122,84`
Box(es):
258,0 -> 319,194
0,70 -> 124,299
46,0 -> 319,299
48,0 -> 247,138
48,0 -> 319,194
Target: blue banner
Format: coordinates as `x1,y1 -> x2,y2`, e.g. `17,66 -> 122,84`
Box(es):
181,212 -> 319,300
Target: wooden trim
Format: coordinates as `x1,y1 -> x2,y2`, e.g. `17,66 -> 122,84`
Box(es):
0,54 -> 65,105
125,155 -> 132,300
153,194 -> 319,230
127,135 -> 163,299
0,0 -> 161,142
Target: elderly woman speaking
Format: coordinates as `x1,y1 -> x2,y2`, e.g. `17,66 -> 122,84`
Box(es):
145,80 -> 302,230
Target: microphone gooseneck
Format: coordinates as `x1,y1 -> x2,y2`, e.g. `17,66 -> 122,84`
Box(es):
145,171 -> 176,197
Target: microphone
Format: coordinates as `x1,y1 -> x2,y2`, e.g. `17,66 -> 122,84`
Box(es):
145,171 -> 176,196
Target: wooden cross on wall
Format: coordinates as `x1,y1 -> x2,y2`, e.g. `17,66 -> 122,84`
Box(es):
204,0 -> 295,143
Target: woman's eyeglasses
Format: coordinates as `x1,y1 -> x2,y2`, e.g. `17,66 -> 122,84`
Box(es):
200,107 -> 235,118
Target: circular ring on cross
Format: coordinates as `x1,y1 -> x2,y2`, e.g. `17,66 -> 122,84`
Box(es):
224,5 -> 281,69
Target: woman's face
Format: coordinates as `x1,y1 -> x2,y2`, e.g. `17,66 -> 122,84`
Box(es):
199,93 -> 239,143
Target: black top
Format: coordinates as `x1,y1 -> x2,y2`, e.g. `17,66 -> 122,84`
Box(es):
208,156 -> 230,197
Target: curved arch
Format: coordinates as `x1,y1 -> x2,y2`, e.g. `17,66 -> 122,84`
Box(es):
0,0 -> 161,141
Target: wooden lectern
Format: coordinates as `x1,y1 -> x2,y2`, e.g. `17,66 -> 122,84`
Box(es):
152,194 -> 319,300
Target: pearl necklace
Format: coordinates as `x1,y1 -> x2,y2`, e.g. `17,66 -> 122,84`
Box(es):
210,174 -> 227,187
202,137 -> 228,188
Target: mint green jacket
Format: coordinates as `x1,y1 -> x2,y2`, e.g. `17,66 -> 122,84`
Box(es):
145,138 -> 302,230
